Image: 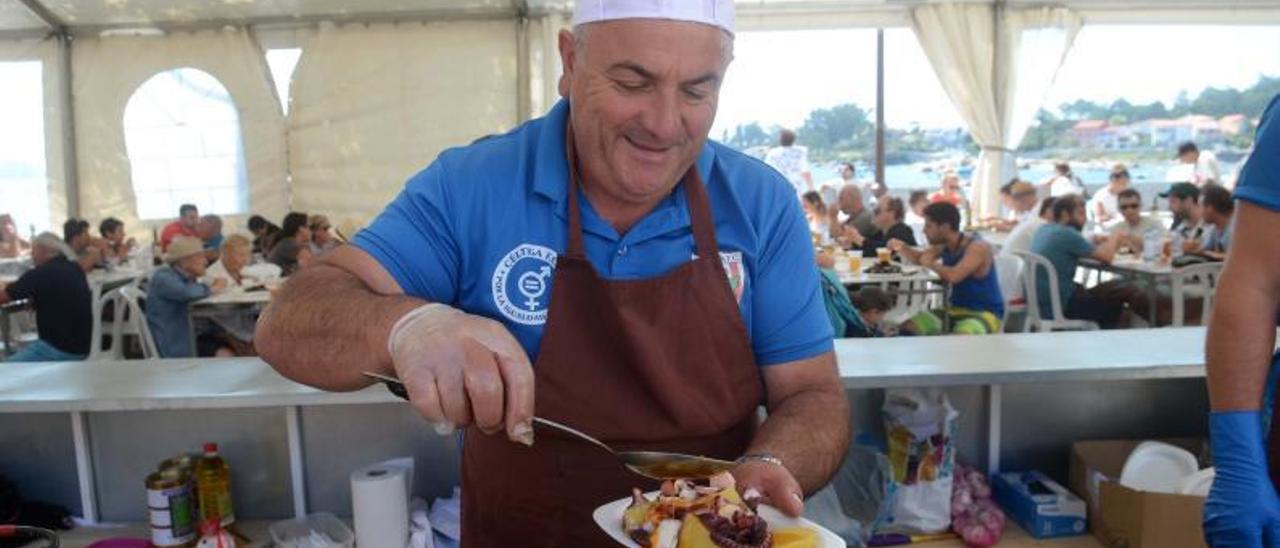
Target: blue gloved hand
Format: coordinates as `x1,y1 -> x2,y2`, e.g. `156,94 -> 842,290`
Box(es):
1204,410 -> 1280,547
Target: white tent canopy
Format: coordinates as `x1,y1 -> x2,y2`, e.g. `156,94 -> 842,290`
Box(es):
2,0 -> 1277,235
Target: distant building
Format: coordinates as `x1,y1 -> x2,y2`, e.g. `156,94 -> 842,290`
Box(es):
1218,114 -> 1248,136
1072,120 -> 1109,147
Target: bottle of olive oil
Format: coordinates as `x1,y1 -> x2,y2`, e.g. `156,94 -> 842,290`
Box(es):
195,443 -> 235,528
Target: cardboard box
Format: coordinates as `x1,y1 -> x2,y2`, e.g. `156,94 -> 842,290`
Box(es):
992,471 -> 1088,539
1069,439 -> 1209,548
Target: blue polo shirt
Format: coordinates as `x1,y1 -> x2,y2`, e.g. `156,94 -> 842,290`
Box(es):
355,100 -> 833,366
1236,94 -> 1280,212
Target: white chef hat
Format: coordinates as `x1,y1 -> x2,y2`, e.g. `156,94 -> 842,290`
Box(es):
573,0 -> 735,35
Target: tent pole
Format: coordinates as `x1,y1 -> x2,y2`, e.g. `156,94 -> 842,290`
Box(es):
58,31 -> 80,219
515,1 -> 531,123
17,0 -> 80,219
875,29 -> 885,186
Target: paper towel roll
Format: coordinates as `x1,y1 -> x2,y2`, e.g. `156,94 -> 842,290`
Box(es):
351,459 -> 413,548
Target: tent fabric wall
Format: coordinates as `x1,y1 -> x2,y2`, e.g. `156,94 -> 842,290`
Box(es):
526,13 -> 568,120
0,37 -> 66,233
911,3 -> 1081,218
286,20 -> 519,226
70,28 -> 287,239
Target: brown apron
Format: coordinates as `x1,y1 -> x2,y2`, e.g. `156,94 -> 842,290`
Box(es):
460,129 -> 765,547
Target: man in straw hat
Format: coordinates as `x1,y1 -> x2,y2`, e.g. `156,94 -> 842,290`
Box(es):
258,1 -> 849,544
146,236 -> 226,358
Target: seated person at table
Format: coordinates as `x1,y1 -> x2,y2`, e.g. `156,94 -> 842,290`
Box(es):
63,218 -> 104,273
146,237 -> 228,358
1108,189 -> 1165,253
905,190 -> 928,245
0,233 -> 91,362
308,214 -> 342,258
199,235 -> 278,357
1186,184 -> 1234,261
0,214 -> 31,258
851,286 -> 892,337
801,191 -> 830,242
268,213 -> 314,276
827,184 -> 876,247
890,202 -> 1004,335
1001,196 -> 1054,257
160,203 -> 200,252
1030,195 -> 1146,328
197,214 -> 224,262
98,217 -> 136,262
850,197 -> 917,257
985,180 -> 1037,232
1167,183 -> 1203,253
248,214 -> 281,256
1088,165 -> 1131,228
204,235 -> 282,289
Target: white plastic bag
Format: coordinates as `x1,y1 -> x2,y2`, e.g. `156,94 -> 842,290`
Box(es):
882,388 -> 958,534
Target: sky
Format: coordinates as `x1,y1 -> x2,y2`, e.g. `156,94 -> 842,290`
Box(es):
711,24 -> 1280,136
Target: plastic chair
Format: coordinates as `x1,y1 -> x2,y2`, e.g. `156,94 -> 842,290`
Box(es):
994,253 -> 1026,329
1170,262 -> 1224,327
89,285 -> 159,359
1012,251 -> 1099,332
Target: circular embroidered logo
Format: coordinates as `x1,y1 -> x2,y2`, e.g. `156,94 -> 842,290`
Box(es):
491,243 -> 557,325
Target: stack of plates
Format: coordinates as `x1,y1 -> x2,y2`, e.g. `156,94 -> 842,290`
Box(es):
1118,441 -> 1214,496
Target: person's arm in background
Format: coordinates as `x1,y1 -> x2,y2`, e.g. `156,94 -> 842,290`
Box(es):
149,270 -> 217,302
1089,233 -> 1117,264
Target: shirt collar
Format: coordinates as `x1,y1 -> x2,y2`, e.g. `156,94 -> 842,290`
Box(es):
532,99 -> 717,211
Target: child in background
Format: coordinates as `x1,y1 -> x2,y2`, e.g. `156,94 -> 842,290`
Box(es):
851,287 -> 893,337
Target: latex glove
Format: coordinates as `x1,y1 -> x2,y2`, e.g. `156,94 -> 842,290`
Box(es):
1204,410 -> 1280,547
733,458 -> 805,518
387,303 -> 535,445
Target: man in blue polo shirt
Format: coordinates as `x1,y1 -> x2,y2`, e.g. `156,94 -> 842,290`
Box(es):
257,2 -> 849,545
1203,94 -> 1280,547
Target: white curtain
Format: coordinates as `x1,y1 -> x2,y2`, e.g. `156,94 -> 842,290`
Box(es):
526,13 -> 569,120
71,28 -> 288,239
0,38 -> 66,233
911,4 -> 1082,218
287,20 -> 519,227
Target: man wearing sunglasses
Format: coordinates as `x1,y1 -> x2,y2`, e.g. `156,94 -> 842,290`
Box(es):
1108,189 -> 1165,253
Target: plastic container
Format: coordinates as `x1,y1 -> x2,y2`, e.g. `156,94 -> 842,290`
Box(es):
269,513 -> 355,548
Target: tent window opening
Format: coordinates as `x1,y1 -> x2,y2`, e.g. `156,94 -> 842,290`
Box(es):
266,48 -> 302,116
0,61 -> 49,236
124,67 -> 249,220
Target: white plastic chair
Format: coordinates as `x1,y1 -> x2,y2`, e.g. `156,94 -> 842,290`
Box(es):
1170,262 -> 1224,327
994,253 -> 1026,329
89,285 -> 159,360
1012,251 -> 1099,332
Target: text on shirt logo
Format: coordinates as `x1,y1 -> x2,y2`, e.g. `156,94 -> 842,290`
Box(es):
492,243 -> 558,325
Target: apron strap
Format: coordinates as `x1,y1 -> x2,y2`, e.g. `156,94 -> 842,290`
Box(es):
562,122 -> 720,260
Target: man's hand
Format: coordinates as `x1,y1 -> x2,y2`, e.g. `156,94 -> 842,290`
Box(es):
389,304 -> 535,445
1204,410 -> 1280,546
886,238 -> 906,253
210,278 -> 228,293
1184,239 -> 1203,254
733,459 -> 804,517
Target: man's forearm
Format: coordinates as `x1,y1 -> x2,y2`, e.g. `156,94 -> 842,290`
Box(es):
256,263 -> 423,391
1207,266 -> 1279,411
748,387 -> 850,493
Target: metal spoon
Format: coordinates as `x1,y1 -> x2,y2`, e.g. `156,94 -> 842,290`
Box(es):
362,371 -> 738,480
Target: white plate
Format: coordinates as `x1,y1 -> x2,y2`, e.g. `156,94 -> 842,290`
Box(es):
593,491 -> 844,547
1119,441 -> 1200,494
1178,467 -> 1215,497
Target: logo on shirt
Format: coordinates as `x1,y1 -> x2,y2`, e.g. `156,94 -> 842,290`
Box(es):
693,250 -> 747,304
492,244 -> 558,325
